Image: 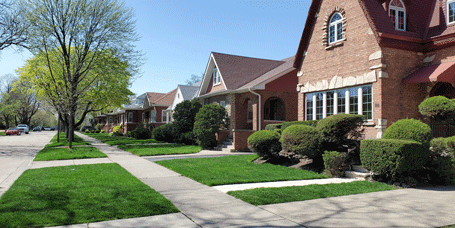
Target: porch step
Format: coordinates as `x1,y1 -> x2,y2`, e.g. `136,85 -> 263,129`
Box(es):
345,165 -> 371,180
217,139 -> 235,152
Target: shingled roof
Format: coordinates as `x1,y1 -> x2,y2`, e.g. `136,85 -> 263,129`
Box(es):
146,92 -> 167,104
154,89 -> 177,106
294,0 -> 455,69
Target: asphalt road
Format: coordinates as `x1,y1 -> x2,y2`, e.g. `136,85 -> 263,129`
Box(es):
0,130 -> 55,197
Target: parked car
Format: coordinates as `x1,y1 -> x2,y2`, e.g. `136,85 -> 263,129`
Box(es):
6,127 -> 21,136
33,126 -> 42,132
44,126 -> 52,131
80,126 -> 95,132
16,124 -> 29,134
51,126 -> 57,131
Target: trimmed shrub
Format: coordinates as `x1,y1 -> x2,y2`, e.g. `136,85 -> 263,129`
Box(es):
85,129 -> 90,133
281,120 -> 318,131
419,96 -> 455,122
265,124 -> 282,131
427,137 -> 455,185
152,124 -> 175,143
94,130 -> 100,133
323,151 -> 349,177
247,130 -> 281,158
130,127 -> 152,139
360,139 -> 430,178
193,104 -> 229,148
280,125 -> 322,159
112,125 -> 123,136
382,119 -> 432,148
316,114 -> 365,144
95,123 -> 104,131
100,130 -> 106,133
173,99 -> 202,133
174,131 -> 197,145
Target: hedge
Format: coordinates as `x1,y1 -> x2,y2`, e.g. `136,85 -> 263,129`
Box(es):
265,124 -> 282,131
323,151 -> 349,177
382,119 -> 432,148
360,139 -> 429,178
280,125 -> 321,159
247,130 -> 281,158
281,120 -> 318,131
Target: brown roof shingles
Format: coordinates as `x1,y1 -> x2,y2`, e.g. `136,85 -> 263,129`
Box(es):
154,89 -> 177,106
146,92 -> 167,104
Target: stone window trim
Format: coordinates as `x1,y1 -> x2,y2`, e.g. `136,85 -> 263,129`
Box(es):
322,7 -> 347,48
448,0 -> 455,25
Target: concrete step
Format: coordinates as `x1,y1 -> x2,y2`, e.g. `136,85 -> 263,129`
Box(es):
345,171 -> 370,179
352,165 -> 369,173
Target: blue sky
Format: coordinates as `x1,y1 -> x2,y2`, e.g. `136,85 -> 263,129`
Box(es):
0,0 -> 311,96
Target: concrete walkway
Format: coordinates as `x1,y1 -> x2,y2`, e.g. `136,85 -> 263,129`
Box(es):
44,132 -> 455,227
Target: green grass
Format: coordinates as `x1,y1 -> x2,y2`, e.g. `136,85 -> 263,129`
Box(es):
34,146 -> 108,161
228,181 -> 397,205
45,133 -> 91,148
84,132 -> 162,145
118,144 -> 201,156
0,163 -> 179,228
0,132 -> 5,136
156,155 -> 327,186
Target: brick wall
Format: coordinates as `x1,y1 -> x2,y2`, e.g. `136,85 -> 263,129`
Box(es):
233,129 -> 254,151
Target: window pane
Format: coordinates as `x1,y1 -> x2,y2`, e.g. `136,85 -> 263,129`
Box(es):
330,13 -> 342,23
337,89 -> 346,114
390,9 -> 396,26
398,10 -> 405,30
316,93 -> 323,120
337,23 -> 343,40
151,110 -> 156,122
329,25 -> 335,43
450,3 -> 455,23
327,91 -> 334,116
306,94 -> 313,120
349,88 -> 358,114
362,85 -> 373,120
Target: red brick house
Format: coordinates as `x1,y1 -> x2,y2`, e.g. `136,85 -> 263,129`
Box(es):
196,52 -> 298,150
295,0 -> 455,139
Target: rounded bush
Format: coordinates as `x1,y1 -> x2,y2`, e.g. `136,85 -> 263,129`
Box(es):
316,114 -> 365,144
85,129 -> 90,133
419,96 -> 455,122
247,130 -> 282,158
265,124 -> 282,131
193,104 -> 229,148
281,120 -> 318,131
131,127 -> 152,139
152,124 -> 175,143
382,119 -> 431,147
95,123 -> 104,131
323,151 -> 349,177
280,125 -> 322,159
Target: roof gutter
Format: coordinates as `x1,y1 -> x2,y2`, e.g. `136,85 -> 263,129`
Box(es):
248,88 -> 261,131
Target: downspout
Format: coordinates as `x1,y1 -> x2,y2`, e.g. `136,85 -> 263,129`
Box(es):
248,88 -> 262,131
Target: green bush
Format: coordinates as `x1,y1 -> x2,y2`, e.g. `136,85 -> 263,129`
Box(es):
193,104 -> 230,148
427,137 -> 455,185
100,130 -> 106,133
175,131 -> 197,145
323,151 -> 349,177
247,130 -> 282,158
130,127 -> 152,140
280,125 -> 321,159
112,125 -> 123,136
382,119 -> 432,148
265,124 -> 282,131
94,130 -> 100,133
95,123 -> 105,131
281,120 -> 318,131
360,139 -> 430,179
316,114 -> 365,144
85,129 -> 90,133
173,99 -> 202,133
152,124 -> 175,143
419,96 -> 455,123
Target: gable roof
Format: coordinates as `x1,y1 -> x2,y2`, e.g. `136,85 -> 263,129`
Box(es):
154,89 -> 177,106
146,92 -> 167,104
294,0 -> 455,69
179,85 -> 199,100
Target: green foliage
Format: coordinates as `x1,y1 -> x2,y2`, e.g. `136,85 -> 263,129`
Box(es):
427,137 -> 455,185
247,130 -> 282,158
281,120 -> 318,131
265,124 -> 282,131
130,127 -> 152,140
95,123 -> 105,131
172,99 -> 202,133
85,129 -> 90,133
419,96 -> 455,123
112,125 -> 123,136
174,131 -> 197,145
316,114 -> 365,144
280,125 -> 322,159
152,124 -> 175,143
323,151 -> 349,177
193,104 -> 230,148
382,119 -> 432,148
100,130 -> 106,133
360,139 -> 430,179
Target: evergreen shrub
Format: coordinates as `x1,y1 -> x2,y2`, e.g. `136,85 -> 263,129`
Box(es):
247,130 -> 281,158
418,96 -> 455,122
193,104 -> 229,148
281,120 -> 318,131
316,114 -> 365,144
280,125 -> 321,159
382,119 -> 432,148
152,124 -> 175,143
130,126 -> 152,139
265,124 -> 282,131
323,151 -> 349,177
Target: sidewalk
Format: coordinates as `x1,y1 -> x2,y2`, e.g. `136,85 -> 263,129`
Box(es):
48,132 -> 455,228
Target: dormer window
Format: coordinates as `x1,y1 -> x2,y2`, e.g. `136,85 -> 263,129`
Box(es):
329,12 -> 343,44
389,0 -> 406,31
448,0 -> 455,24
213,68 -> 221,85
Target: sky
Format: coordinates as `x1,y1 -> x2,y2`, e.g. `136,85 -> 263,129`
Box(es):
0,0 -> 311,96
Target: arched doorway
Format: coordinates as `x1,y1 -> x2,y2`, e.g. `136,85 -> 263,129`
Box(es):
264,97 -> 285,121
429,82 -> 455,98
429,82 -> 455,137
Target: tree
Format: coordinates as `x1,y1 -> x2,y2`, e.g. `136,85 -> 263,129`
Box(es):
0,0 -> 27,50
193,104 -> 230,148
185,73 -> 203,86
18,0 -> 140,148
173,99 -> 202,133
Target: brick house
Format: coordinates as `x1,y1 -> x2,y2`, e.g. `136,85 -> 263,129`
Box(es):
196,52 -> 298,151
295,0 -> 455,139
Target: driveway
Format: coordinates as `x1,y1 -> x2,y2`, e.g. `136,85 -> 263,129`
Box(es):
0,131 -> 55,197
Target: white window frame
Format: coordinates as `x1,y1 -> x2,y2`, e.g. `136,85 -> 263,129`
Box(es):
389,0 -> 406,31
448,0 -> 455,24
162,110 -> 166,123
150,110 -> 156,123
213,68 -> 221,86
328,12 -> 343,44
220,100 -> 226,108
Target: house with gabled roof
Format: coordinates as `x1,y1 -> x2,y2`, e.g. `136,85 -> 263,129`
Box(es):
295,0 -> 455,139
163,84 -> 200,123
196,52 -> 298,151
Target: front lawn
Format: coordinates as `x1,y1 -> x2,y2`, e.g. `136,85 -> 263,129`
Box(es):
45,133 -> 91,148
0,163 -> 179,228
84,132 -> 161,145
34,146 -> 107,161
228,181 -> 397,205
156,154 -> 327,186
118,144 -> 201,156
0,132 -> 5,136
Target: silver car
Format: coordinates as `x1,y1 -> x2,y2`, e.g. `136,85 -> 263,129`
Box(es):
16,124 -> 30,134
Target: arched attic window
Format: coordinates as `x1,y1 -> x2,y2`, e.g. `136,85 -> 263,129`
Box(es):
329,12 -> 343,44
389,0 -> 406,31
213,67 -> 221,85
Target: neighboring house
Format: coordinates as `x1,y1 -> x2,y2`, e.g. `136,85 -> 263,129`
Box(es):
163,84 -> 200,123
143,89 -> 177,127
196,52 -> 298,151
295,0 -> 455,139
